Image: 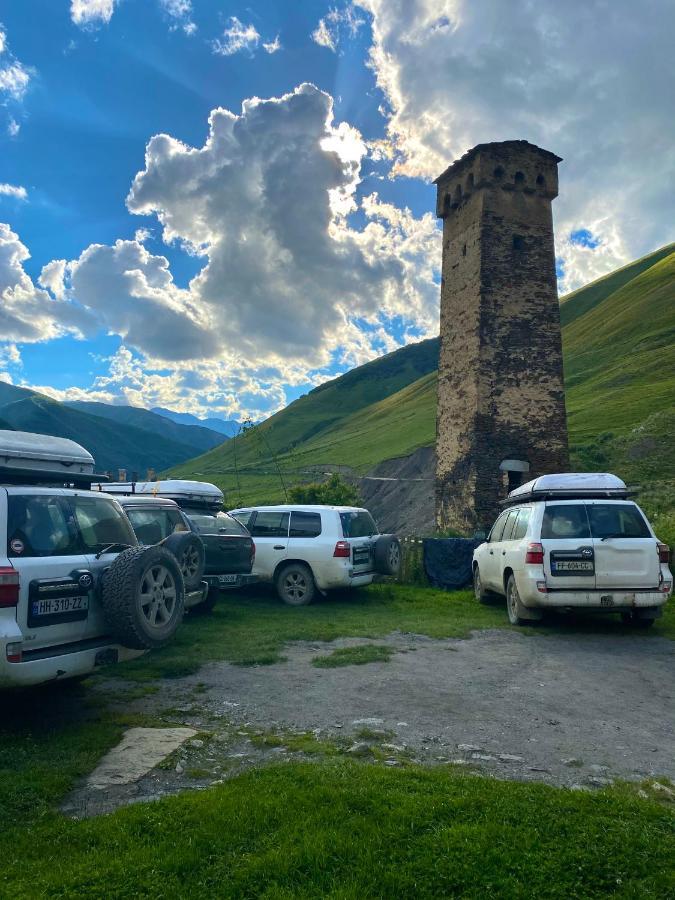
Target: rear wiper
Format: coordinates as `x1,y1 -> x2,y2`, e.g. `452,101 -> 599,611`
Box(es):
600,533 -> 625,541
95,542 -> 133,559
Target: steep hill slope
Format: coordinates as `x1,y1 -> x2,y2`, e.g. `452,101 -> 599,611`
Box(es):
67,401 -> 224,454
170,244 -> 675,521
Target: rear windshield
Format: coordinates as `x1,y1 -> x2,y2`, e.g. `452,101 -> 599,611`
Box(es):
187,511 -> 249,536
587,503 -> 651,539
542,503 -> 650,540
6,493 -> 135,558
340,510 -> 377,538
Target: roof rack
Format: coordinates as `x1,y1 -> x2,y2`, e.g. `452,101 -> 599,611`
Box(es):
0,430 -> 108,488
0,465 -> 109,488
499,472 -> 630,507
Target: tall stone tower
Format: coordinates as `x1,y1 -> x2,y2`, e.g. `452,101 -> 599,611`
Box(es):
435,140 -> 569,533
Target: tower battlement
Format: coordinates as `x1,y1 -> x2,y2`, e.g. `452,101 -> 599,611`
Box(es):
434,140 -> 569,533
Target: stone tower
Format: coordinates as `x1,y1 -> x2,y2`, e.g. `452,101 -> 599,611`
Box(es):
435,140 -> 569,533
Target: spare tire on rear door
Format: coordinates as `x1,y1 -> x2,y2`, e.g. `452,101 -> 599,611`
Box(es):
101,545 -> 185,650
161,531 -> 205,592
374,534 -> 401,577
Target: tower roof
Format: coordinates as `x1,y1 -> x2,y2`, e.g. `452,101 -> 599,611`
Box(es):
434,140 -> 562,185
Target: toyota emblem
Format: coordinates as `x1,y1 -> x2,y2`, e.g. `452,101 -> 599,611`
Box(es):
79,573 -> 93,590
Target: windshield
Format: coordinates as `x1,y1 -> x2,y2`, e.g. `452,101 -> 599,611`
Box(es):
187,510 -> 249,536
340,510 -> 378,538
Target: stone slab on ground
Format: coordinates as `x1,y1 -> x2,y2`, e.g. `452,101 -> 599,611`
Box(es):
87,727 -> 197,789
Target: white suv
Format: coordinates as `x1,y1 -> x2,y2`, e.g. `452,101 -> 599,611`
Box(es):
472,473 -> 672,627
229,505 -> 400,605
0,432 -> 187,688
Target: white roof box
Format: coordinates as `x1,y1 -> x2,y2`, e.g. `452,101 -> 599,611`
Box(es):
98,479 -> 224,508
505,472 -> 628,504
0,429 -> 99,485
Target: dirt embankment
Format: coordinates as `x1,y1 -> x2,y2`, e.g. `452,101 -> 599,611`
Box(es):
359,447 -> 435,535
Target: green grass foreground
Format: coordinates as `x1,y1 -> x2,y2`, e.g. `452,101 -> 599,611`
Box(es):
117,582 -> 675,681
1,761 -> 674,898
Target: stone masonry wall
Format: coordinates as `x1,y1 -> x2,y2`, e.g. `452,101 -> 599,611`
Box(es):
435,141 -> 569,533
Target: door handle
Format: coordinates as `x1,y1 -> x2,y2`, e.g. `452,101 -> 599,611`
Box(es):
273,545 -> 285,550
502,551 -> 506,556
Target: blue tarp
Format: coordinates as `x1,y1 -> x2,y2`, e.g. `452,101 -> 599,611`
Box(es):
423,538 -> 482,591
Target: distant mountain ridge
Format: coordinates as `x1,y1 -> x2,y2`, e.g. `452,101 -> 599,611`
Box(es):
0,383 -> 226,474
151,407 -> 240,438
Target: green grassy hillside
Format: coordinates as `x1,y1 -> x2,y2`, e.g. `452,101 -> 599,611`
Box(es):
170,244 -> 675,520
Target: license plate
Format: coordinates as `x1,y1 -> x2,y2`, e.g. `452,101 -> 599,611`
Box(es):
218,574 -> 238,585
31,595 -> 89,617
353,547 -> 371,565
552,561 -> 594,572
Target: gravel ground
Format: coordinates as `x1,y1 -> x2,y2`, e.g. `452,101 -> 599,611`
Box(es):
64,628 -> 675,816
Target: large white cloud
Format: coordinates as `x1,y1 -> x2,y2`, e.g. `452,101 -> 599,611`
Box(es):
27,84 -> 438,415
0,223 -> 77,343
0,21 -> 32,132
70,0 -> 117,27
355,0 -> 675,291
124,82 -> 437,366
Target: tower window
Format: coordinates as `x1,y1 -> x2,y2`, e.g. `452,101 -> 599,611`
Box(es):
462,243 -> 467,256
454,184 -> 462,204
536,174 -> 546,188
493,166 -> 505,179
465,172 -> 474,192
514,171 -> 525,186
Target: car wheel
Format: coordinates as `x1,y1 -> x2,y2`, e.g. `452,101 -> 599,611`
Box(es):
374,535 -> 401,577
101,545 -> 185,650
161,532 -> 205,592
276,563 -> 315,606
506,574 -> 526,626
473,566 -> 493,604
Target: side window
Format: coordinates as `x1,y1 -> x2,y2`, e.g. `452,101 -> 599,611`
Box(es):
511,507 -> 531,541
73,496 -> 136,551
167,509 -> 190,533
232,510 -> 253,528
488,512 -> 508,543
541,504 -> 590,540
502,509 -> 520,541
249,512 -> 290,538
7,495 -> 80,558
290,511 -> 322,538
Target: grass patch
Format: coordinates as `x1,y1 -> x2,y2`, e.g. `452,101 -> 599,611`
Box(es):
248,729 -> 343,756
312,644 -> 395,668
2,761 -> 675,897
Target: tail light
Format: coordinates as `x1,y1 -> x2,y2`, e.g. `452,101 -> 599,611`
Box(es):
250,540 -> 256,564
333,541 -> 351,558
0,566 -> 19,608
525,543 -> 544,565
657,542 -> 670,564
6,641 -> 22,663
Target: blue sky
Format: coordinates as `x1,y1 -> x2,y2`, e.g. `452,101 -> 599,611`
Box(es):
0,1 -> 673,420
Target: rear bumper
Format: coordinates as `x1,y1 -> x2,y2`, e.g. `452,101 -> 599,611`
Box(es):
184,581 -> 209,609
517,570 -> 670,611
0,635 -> 143,688
204,573 -> 258,590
